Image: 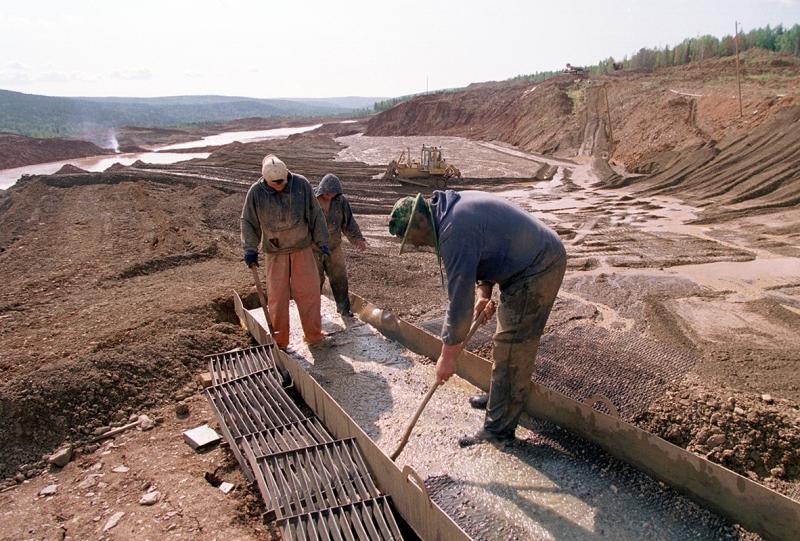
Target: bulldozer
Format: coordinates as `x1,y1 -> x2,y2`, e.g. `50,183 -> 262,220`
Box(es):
382,145 -> 461,189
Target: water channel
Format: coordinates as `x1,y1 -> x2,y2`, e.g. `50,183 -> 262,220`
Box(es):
0,123 -> 324,190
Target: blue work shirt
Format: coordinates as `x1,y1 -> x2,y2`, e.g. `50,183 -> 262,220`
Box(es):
432,190 -> 565,345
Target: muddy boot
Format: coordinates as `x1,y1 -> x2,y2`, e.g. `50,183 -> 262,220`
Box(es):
458,429 -> 514,448
468,394 -> 489,410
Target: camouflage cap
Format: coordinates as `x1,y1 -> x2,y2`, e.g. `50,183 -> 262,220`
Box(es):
388,196 -> 416,237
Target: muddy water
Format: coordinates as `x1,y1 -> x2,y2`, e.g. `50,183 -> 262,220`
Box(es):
158,123 -> 323,150
267,298 -> 740,539
0,123 -> 324,190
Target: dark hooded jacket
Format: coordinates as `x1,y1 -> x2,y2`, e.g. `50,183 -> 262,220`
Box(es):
431,190 -> 566,345
241,172 -> 329,255
314,174 -> 364,249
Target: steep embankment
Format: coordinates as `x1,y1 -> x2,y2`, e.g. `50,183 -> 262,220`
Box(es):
366,50 -> 800,214
608,105 -> 800,220
0,132 -> 110,169
366,77 -> 582,156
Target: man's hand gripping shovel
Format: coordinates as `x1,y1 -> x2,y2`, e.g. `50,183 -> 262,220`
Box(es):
390,300 -> 494,460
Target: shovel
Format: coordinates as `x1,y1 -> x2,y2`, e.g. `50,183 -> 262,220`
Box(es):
390,303 -> 493,461
249,265 -> 275,336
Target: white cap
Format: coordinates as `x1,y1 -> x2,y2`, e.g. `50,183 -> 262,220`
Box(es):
261,154 -> 288,182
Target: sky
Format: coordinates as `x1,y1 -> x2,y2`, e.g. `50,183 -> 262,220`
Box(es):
1,0 -> 799,99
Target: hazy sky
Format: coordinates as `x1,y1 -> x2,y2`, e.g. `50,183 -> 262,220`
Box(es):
1,0 -> 798,99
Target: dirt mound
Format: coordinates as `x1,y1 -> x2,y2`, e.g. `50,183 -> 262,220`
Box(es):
54,164 -> 88,175
0,176 -> 255,480
104,162 -> 128,172
311,120 -> 367,137
0,133 -> 109,169
636,376 -> 800,494
366,49 -> 800,176
610,105 -> 800,220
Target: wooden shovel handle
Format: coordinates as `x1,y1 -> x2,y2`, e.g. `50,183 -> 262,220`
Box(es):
390,304 -> 492,460
249,265 -> 275,335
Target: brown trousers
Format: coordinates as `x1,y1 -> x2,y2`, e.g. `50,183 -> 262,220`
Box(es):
484,254 -> 567,437
265,246 -> 324,349
315,245 -> 352,315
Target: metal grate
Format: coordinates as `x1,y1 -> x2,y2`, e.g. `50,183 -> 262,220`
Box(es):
279,496 -> 404,541
248,438 -> 380,518
204,344 -> 405,539
242,417 -> 334,458
205,370 -> 309,439
206,345 -> 284,385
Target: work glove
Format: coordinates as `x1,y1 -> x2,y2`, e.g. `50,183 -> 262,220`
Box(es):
319,244 -> 331,258
244,249 -> 259,268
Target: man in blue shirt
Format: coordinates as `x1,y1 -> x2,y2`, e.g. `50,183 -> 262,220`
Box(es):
389,190 -> 566,446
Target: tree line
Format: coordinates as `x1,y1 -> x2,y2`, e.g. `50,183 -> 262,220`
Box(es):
506,23 -> 800,82
599,23 -> 800,74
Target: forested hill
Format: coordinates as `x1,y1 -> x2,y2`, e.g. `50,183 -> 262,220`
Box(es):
0,90 -> 381,138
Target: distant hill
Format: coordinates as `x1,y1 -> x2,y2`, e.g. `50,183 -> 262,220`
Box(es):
0,90 -> 384,138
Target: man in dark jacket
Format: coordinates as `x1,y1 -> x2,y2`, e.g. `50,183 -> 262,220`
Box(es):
241,154 -> 331,349
389,190 -> 566,446
314,173 -> 367,317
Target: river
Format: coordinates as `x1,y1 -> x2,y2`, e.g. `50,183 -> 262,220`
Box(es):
0,123 -> 324,190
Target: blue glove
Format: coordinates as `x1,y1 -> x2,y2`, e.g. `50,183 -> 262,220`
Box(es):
320,244 -> 331,257
244,249 -> 259,267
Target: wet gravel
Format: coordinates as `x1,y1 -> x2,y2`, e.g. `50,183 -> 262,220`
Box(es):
278,298 -> 755,540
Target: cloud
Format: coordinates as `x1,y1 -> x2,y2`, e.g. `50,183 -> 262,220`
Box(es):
0,70 -> 31,85
109,68 -> 152,81
37,71 -> 74,83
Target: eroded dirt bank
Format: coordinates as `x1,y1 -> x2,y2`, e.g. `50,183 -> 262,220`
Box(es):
0,133 -> 112,169
1,131 -> 798,538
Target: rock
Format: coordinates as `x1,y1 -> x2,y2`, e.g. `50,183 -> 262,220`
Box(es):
706,434 -> 726,448
139,490 -> 160,506
183,424 -> 221,450
721,449 -> 735,460
103,511 -> 125,532
111,466 -> 129,474
761,394 -> 774,404
219,482 -> 234,494
770,465 -> 785,478
77,475 -> 100,490
14,473 -> 25,484
733,407 -> 745,415
128,414 -> 139,423
39,484 -> 58,496
138,415 -> 155,431
726,397 -> 736,411
48,445 -> 73,468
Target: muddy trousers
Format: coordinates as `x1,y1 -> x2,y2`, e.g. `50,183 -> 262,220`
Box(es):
484,255 -> 567,437
315,245 -> 352,315
265,246 -> 324,349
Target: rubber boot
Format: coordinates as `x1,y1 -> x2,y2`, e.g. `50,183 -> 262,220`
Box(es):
468,394 -> 489,410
